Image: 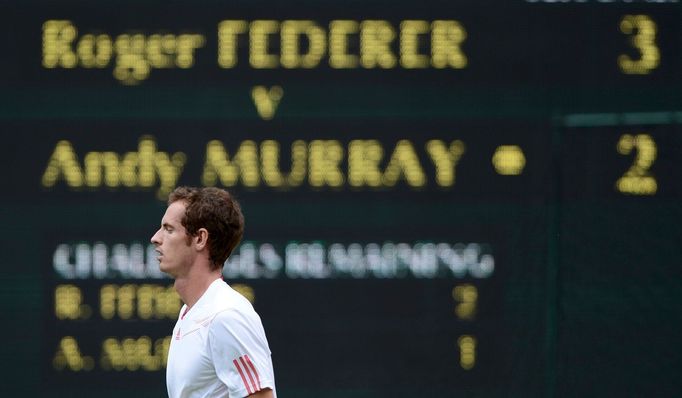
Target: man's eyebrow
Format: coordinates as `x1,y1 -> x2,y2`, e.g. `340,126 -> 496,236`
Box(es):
162,222 -> 173,229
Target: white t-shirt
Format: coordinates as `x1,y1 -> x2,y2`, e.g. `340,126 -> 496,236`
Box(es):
166,279 -> 276,398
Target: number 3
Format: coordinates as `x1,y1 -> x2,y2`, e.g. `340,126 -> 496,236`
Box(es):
618,15 -> 660,75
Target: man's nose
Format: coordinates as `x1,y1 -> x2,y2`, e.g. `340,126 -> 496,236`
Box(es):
151,229 -> 161,245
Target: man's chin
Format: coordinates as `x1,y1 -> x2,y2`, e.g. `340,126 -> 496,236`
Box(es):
158,263 -> 172,275
159,265 -> 181,279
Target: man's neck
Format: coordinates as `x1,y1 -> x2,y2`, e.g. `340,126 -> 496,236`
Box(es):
174,267 -> 223,310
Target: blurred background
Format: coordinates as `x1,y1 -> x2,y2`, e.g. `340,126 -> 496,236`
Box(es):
0,0 -> 681,396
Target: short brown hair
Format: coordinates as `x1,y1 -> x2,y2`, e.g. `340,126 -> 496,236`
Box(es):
168,186 -> 244,270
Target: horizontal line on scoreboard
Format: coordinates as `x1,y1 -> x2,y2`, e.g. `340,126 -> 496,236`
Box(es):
562,111 -> 682,127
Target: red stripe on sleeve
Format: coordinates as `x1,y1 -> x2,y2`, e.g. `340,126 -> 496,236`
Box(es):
239,356 -> 259,392
233,359 -> 253,395
244,354 -> 262,390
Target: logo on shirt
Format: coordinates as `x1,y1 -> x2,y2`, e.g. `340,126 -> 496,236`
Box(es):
194,315 -> 213,327
233,354 -> 262,394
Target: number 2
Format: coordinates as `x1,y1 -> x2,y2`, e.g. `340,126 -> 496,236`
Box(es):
616,133 -> 657,195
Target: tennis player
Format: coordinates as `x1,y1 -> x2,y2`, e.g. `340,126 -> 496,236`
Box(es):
151,186 -> 276,398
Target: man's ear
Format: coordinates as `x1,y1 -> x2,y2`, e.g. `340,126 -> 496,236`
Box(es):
194,228 -> 209,250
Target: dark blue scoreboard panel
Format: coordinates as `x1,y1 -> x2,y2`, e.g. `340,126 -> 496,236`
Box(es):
0,1 -> 680,397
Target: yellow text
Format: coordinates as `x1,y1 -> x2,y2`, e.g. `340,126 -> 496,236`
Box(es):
218,19 -> 467,69
41,136 -> 186,199
100,284 -> 181,320
202,139 -> 465,189
101,336 -> 171,371
42,20 -> 205,84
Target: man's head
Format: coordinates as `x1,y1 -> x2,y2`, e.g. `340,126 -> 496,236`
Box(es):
151,187 -> 244,275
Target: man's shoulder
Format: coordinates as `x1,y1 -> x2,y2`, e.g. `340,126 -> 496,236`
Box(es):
213,282 -> 252,304
207,283 -> 258,320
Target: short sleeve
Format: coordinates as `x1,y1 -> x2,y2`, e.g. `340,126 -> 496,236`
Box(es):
207,308 -> 276,398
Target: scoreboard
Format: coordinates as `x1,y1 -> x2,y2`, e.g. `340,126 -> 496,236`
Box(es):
0,1 -> 681,397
